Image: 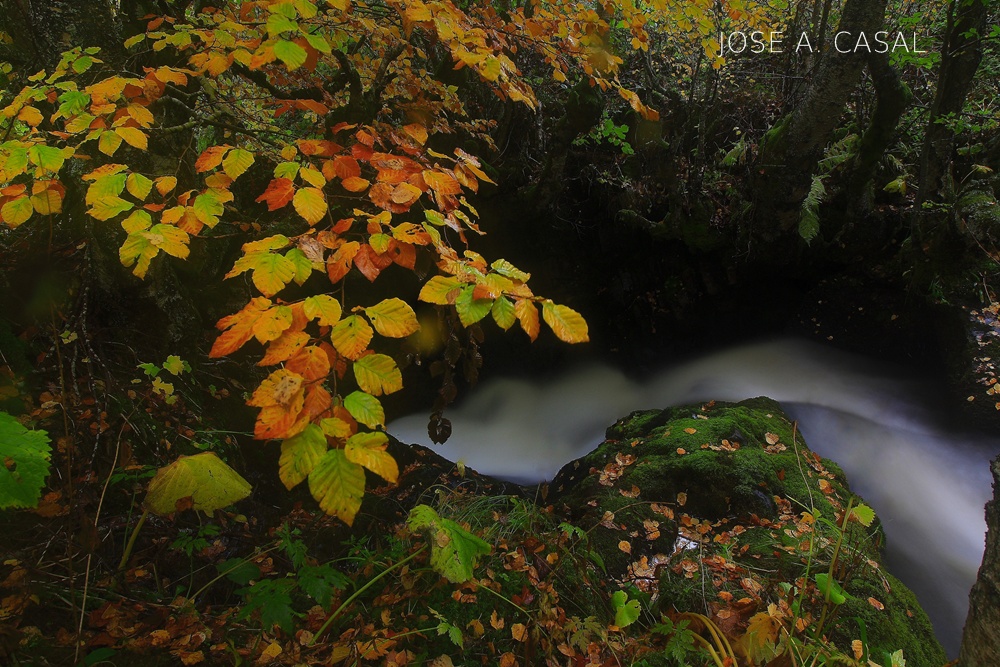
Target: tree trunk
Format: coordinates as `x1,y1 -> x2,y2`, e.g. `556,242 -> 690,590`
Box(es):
847,52 -> 912,214
959,457 -> 1000,666
915,0 -> 989,228
752,0 -> 889,236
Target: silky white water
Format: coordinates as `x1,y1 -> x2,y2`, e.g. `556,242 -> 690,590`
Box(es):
388,339 -> 996,654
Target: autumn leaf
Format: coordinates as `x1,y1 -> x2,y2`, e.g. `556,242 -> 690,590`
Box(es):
329,315 -> 373,360
407,504 -> 491,583
308,449 -> 366,524
211,297 -> 274,357
144,452 -> 251,515
353,353 -> 403,396
514,300 -> 539,341
542,301 -> 589,343
256,178 -> 296,211
293,186 -> 327,225
303,294 -> 342,326
365,298 -> 419,338
274,39 -> 308,70
344,431 -> 398,483
279,424 -> 327,490
196,145 -> 230,172
222,148 -> 255,179
419,276 -> 464,305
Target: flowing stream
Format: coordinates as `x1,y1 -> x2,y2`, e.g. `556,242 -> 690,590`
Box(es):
388,339 -> 997,655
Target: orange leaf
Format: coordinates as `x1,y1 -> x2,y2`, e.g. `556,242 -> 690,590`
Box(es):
255,178 -> 295,211
259,330 -> 310,365
195,145 -> 230,172
210,297 -> 272,358
514,299 -> 539,342
326,240 -> 360,284
286,346 -> 331,381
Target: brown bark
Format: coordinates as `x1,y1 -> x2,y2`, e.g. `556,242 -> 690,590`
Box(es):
959,457 -> 1000,666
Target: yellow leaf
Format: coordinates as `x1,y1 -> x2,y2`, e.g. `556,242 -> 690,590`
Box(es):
329,315 -> 373,360
155,176 -> 178,196
144,452 -> 251,515
303,294 -> 342,326
352,353 -> 402,396
30,188 -> 63,215
126,172 -> 153,200
115,126 -> 148,150
419,275 -> 464,305
541,302 -> 589,343
365,298 -> 419,338
1,196 -> 33,226
344,431 -> 397,483
98,130 -> 123,156
293,186 -> 327,225
222,148 -> 255,179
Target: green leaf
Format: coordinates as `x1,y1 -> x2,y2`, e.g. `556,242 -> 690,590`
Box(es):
279,424 -> 327,490
285,247 -> 313,285
815,573 -> 847,605
143,452 -> 252,515
27,145 -> 68,173
407,505 -> 491,583
454,285 -> 492,326
274,39 -> 308,71
297,563 -> 349,607
217,558 -> 261,586
849,503 -> 876,527
611,590 -> 641,628
491,296 -> 515,330
343,391 -> 385,428
266,13 -> 299,37
0,411 -> 52,509
308,449 -> 366,524
353,353 -> 403,396
237,578 -> 298,633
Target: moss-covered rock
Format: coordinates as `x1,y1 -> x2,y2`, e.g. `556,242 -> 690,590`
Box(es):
546,397 -> 945,667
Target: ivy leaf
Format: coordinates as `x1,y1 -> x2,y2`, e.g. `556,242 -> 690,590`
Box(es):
279,424 -> 327,490
308,449 -> 366,524
365,298 -> 419,338
0,411 -> 52,509
611,591 -> 641,628
344,391 -> 385,428
274,39 -> 308,70
541,302 -> 588,343
407,504 -> 491,583
353,353 -> 403,396
344,431 -> 398,483
143,452 -> 251,515
303,294 -> 342,326
329,315 -> 373,360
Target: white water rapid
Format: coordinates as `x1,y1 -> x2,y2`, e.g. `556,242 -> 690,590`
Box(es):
388,339 -> 998,655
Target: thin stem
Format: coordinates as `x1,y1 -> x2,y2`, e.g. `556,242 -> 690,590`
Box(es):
118,508 -> 149,573
310,544 -> 427,645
